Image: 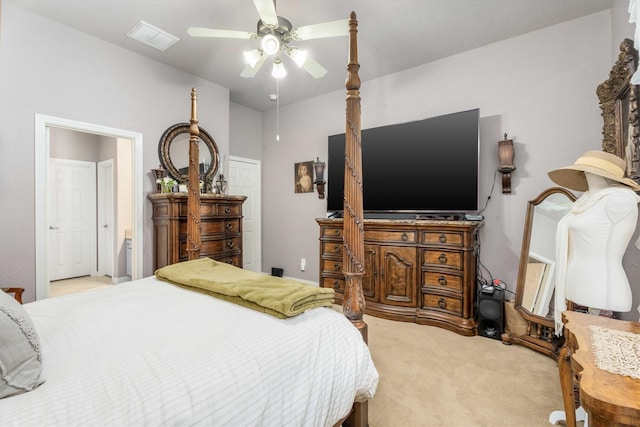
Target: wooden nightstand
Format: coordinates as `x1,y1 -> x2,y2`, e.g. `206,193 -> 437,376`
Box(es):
2,287 -> 24,304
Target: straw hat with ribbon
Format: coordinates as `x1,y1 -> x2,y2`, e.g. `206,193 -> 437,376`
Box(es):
548,150 -> 640,192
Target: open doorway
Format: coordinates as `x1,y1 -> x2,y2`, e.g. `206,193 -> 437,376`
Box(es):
35,114 -> 143,300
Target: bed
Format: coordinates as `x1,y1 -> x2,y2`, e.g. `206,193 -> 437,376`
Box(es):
0,11 -> 374,427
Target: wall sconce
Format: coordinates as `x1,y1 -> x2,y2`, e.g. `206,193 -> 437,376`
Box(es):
498,133 -> 516,194
313,157 -> 326,199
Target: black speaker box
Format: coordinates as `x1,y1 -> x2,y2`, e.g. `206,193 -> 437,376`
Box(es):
271,267 -> 284,277
477,289 -> 505,340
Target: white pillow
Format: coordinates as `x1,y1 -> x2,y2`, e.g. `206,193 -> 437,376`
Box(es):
0,290 -> 44,398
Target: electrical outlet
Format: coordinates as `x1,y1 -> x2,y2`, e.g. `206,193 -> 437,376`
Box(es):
300,258 -> 306,271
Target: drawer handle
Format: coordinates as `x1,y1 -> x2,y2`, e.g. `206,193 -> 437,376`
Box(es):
401,232 -> 408,241
333,280 -> 340,290
334,245 -> 341,254
438,298 -> 447,309
438,275 -> 447,286
226,221 -> 232,230
333,229 -> 340,236
224,207 -> 231,214
226,258 -> 233,264
227,240 -> 234,249
438,253 -> 448,264
439,234 -> 446,243
333,263 -> 340,271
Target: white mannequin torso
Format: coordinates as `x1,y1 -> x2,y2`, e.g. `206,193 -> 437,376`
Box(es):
562,173 -> 638,311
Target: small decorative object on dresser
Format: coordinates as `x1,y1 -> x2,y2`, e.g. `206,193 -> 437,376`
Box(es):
317,218 -> 482,336
214,173 -> 227,195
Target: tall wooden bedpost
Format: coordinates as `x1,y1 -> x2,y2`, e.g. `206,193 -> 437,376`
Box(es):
187,87 -> 202,260
343,11 -> 367,342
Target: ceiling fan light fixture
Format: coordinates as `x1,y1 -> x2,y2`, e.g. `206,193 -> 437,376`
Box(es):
288,48 -> 308,67
271,58 -> 286,79
243,49 -> 263,68
261,34 -> 280,55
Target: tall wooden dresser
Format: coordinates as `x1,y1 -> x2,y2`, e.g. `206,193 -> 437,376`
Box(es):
149,193 -> 246,269
317,218 -> 482,336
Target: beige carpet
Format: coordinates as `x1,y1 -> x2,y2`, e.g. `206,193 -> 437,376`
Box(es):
49,275 -> 113,298
361,312 -> 569,427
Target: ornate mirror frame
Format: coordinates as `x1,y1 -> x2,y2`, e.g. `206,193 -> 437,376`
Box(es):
502,187 -> 577,360
158,123 -> 219,188
597,38 -> 640,182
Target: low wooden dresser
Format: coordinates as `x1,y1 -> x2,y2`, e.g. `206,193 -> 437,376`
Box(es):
317,218 -> 482,336
149,193 -> 246,269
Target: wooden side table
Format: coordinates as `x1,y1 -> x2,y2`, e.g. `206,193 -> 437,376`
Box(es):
558,311 -> 640,427
2,287 -> 24,304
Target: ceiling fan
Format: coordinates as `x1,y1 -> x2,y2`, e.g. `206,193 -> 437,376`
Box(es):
187,0 -> 348,79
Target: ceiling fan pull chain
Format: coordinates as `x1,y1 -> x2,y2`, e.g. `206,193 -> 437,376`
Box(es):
276,79 -> 280,142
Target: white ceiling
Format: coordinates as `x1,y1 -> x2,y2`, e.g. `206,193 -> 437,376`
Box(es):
6,0 -> 613,112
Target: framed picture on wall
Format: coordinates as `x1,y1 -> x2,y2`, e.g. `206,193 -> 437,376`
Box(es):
294,161 -> 314,193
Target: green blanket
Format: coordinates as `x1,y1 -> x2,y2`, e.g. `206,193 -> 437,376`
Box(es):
155,258 -> 335,318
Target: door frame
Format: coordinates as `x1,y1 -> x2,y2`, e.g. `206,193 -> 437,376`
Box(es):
35,114 -> 143,300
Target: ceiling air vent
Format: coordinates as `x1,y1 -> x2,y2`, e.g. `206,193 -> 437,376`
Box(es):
126,20 -> 179,51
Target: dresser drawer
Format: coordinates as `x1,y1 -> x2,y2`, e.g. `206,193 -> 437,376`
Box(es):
421,231 -> 464,247
422,249 -> 463,270
216,203 -> 242,216
322,259 -> 343,273
322,241 -> 343,256
322,276 -> 345,292
180,202 -> 241,217
422,271 -> 463,293
422,293 -> 462,316
180,237 -> 240,257
321,226 -> 343,239
212,254 -> 241,266
365,229 -> 416,244
180,219 -> 240,235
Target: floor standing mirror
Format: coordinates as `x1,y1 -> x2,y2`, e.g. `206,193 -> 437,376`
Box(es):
502,187 -> 577,359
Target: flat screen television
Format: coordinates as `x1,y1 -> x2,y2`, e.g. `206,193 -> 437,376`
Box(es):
327,108 -> 480,216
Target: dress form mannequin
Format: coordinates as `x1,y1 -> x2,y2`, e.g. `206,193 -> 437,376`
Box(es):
563,172 -> 637,312
547,151 -> 640,427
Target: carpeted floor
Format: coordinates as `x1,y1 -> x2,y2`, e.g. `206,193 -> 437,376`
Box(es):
49,275 -> 113,297
360,312 -> 573,427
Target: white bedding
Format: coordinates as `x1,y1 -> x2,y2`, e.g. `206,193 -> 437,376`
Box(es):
0,276 -> 378,426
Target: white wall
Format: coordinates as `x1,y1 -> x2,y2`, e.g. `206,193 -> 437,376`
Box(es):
0,2 -> 232,301
261,12 -> 619,305
229,102 -> 263,160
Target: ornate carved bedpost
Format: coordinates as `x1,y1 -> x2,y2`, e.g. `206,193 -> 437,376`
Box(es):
343,12 -> 367,342
187,87 -> 202,260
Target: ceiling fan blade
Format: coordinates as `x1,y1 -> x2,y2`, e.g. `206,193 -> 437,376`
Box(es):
253,0 -> 278,26
301,55 -> 327,79
292,19 -> 349,40
240,54 -> 267,78
187,27 -> 253,39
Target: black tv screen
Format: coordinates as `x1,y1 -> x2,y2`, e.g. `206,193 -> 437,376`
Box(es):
327,108 -> 479,215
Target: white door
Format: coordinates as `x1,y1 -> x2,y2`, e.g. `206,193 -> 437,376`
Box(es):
228,156 -> 261,272
48,159 -> 96,281
97,159 -> 114,277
